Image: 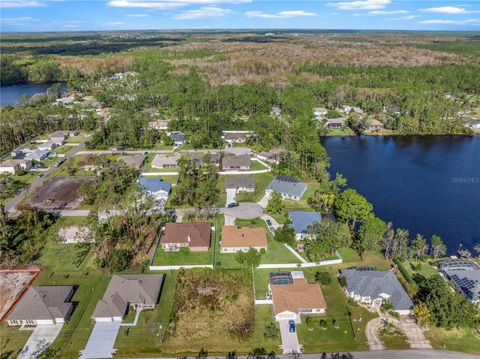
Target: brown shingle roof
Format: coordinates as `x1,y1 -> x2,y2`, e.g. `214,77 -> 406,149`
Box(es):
271,278 -> 326,314
221,226 -> 267,248
161,222 -> 211,248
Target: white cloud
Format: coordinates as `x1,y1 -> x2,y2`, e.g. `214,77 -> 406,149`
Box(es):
328,0 -> 390,11
106,21 -> 125,25
245,10 -> 316,19
108,0 -> 250,9
173,6 -> 232,19
403,15 -> 415,20
421,18 -> 480,25
421,6 -> 479,14
1,16 -> 37,23
368,9 -> 408,15
127,13 -> 150,16
1,1 -> 45,8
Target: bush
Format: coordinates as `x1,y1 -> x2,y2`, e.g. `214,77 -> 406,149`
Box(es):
338,275 -> 347,287
319,319 -> 328,329
306,316 -> 315,329
315,271 -> 332,285
179,246 -> 190,254
264,322 -> 278,339
393,257 -> 413,284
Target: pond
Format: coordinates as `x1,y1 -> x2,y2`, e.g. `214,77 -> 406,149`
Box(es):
323,135 -> 480,253
1,83 -> 67,107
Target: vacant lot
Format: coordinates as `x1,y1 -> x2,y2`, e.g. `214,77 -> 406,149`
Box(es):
0,270 -> 38,321
29,176 -> 96,210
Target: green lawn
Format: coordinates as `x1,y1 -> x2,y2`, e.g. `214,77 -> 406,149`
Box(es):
0,323 -> 32,359
326,127 -> 356,136
53,146 -> 72,155
425,327 -> 480,355
379,326 -> 410,350
338,247 -> 361,262
152,246 -> 214,266
249,159 -> 269,172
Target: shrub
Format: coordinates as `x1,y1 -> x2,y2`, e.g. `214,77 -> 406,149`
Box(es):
306,316 -> 315,329
179,246 -> 190,254
315,271 -> 332,285
338,275 -> 347,287
319,319 -> 328,329
393,257 -> 413,284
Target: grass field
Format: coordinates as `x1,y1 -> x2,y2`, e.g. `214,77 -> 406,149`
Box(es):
425,327 -> 480,355
379,326 -> 410,350
152,246 -> 214,266
0,323 -> 32,358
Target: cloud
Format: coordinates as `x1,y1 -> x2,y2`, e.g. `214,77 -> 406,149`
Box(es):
108,0 -> 250,9
403,15 -> 415,20
1,16 -> 37,23
328,0 -> 390,11
127,13 -> 150,16
106,21 -> 125,25
421,6 -> 479,14
245,10 -> 316,19
1,0 -> 45,8
173,6 -> 232,19
368,9 -> 408,15
421,18 -> 480,25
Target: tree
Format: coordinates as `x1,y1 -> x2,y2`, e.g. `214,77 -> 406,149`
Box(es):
410,234 -> 429,260
315,271 -> 332,285
413,303 -> 432,327
265,192 -> 284,215
430,235 -> 446,259
264,322 -> 278,339
355,216 -> 386,259
273,226 -> 295,246
306,218 -> 340,261
235,248 -> 261,268
334,189 -> 373,229
474,243 -> 480,257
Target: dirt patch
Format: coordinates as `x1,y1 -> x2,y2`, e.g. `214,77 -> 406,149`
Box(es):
0,270 -> 39,321
29,176 -> 97,210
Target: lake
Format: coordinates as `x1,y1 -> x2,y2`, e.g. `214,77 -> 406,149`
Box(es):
323,135 -> 480,254
1,83 -> 67,107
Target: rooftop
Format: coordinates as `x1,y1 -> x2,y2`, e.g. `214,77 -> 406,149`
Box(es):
161,222 -> 211,248
222,154 -> 251,168
151,154 -> 179,168
266,176 -> 307,198
224,176 -> 255,190
288,211 -> 321,234
138,176 -> 171,193
271,277 -> 326,314
221,226 -> 267,248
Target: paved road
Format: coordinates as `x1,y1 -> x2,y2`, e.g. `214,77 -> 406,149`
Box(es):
220,202 -> 264,219
5,140 -> 88,215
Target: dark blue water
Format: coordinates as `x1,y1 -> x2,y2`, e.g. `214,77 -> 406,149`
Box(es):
1,83 -> 67,107
323,136 -> 480,253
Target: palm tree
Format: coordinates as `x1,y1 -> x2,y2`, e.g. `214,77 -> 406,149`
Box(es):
474,243 -> 480,257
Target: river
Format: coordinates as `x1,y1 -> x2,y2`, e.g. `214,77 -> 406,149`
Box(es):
1,83 -> 67,107
323,135 -> 480,253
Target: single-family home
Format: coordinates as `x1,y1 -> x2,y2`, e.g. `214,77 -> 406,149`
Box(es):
169,131 -> 186,148
221,155 -> 251,171
10,149 -> 22,158
324,118 -> 347,129
148,120 -> 169,130
439,259 -> 480,304
25,149 -> 50,162
222,131 -> 248,144
341,268 -> 413,315
118,155 -> 146,170
58,225 -> 93,244
225,176 -> 255,193
462,116 -> 480,130
288,211 -> 321,241
91,274 -> 163,322
160,222 -> 212,251
271,106 -> 282,117
365,119 -> 385,132
187,153 -> 219,166
38,140 -> 58,151
256,148 -> 286,165
151,154 -> 179,169
137,176 -> 171,202
0,159 -> 32,174
221,226 -> 268,253
313,107 -> 328,119
7,286 -> 75,326
269,271 -> 326,323
265,175 -> 307,201
50,131 -> 69,145
143,108 -> 160,117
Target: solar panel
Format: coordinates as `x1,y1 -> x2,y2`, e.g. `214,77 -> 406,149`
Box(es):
276,175 -> 300,183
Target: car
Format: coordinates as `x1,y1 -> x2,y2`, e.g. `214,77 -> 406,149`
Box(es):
268,226 -> 276,233
288,320 -> 295,333
37,173 -> 44,178
54,159 -> 65,168
227,202 -> 239,208
265,219 -> 272,226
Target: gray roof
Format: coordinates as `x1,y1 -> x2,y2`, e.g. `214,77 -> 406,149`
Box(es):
225,176 -> 255,190
138,176 -> 171,193
188,153 -> 219,165
25,149 -> 50,161
8,286 -> 74,321
224,132 -> 246,141
222,154 -> 251,169
341,269 -> 413,311
92,274 -> 163,318
439,260 -> 480,302
170,131 -> 186,142
288,211 -> 321,234
50,131 -> 68,139
267,178 -> 307,198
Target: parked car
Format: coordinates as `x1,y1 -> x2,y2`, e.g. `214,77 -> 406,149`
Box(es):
266,219 -> 272,226
37,173 -> 44,178
54,159 -> 65,167
227,202 -> 239,208
268,226 -> 276,233
289,320 -> 295,333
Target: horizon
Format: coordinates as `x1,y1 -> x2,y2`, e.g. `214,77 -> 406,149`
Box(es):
1,0 -> 480,32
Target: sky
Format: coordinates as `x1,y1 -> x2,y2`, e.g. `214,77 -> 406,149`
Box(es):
1,0 -> 479,32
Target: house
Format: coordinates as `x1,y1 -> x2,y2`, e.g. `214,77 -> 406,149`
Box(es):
269,271 -> 326,323
225,176 -> 255,193
288,211 -> 321,241
7,286 -> 74,326
169,131 -> 186,148
160,222 -> 212,251
221,226 -> 268,253
25,149 -> 50,162
187,153 -> 219,166
10,149 -> 22,158
148,120 -> 169,130
366,119 -> 385,131
50,131 -> 69,145
222,131 -> 248,144
313,107 -> 328,119
256,148 -> 286,165
221,155 -> 251,171
271,106 -> 282,117
439,259 -> 480,304
58,225 -> 93,244
118,155 -> 146,170
92,274 -> 163,322
38,140 -> 58,151
265,175 -> 307,201
0,159 -> 32,174
143,108 -> 160,117
151,154 -> 179,169
324,118 -> 346,128
341,268 -> 414,315
462,116 -> 480,130
137,176 -> 171,201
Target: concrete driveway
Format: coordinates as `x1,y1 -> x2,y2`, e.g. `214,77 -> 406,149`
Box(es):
80,321 -> 122,359
278,320 -> 301,354
365,317 -> 386,350
220,202 -> 263,219
258,193 -> 270,208
226,188 -> 236,206
18,324 -> 63,359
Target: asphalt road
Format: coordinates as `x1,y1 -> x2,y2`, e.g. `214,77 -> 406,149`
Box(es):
5,140 -> 88,215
